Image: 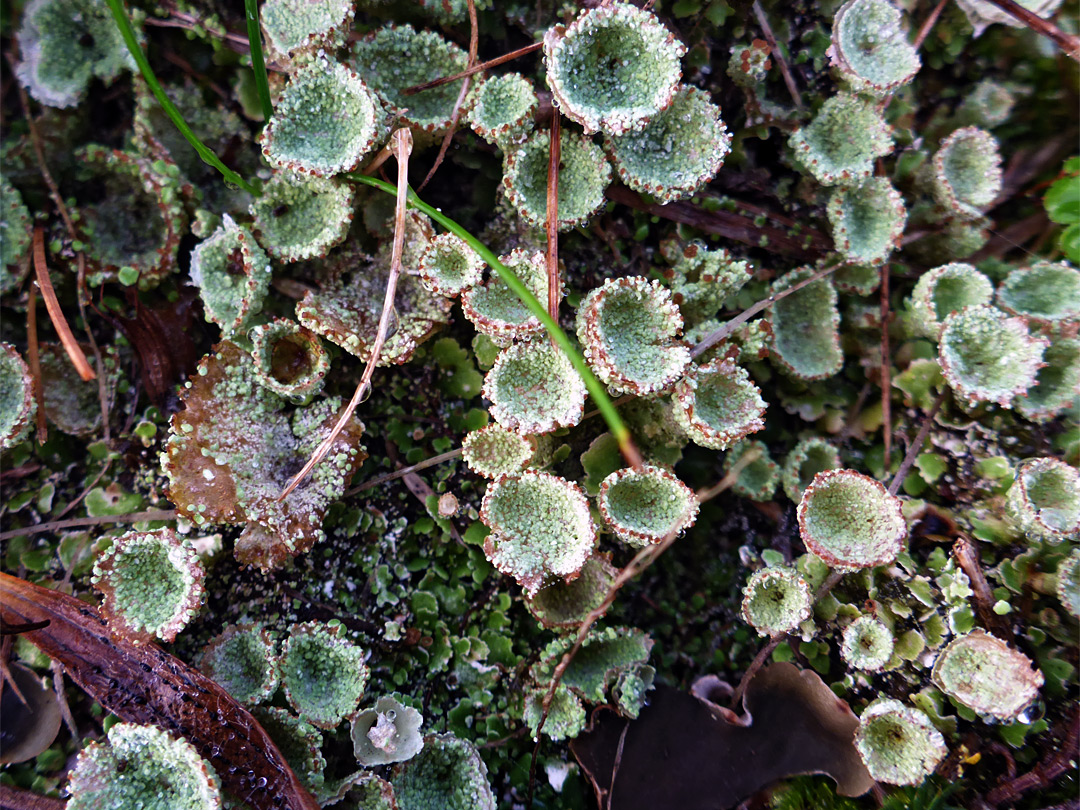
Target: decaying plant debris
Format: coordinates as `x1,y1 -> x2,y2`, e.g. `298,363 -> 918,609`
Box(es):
1,0 -> 1078,808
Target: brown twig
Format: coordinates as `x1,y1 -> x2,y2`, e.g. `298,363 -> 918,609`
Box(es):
50,660 -> 78,740
953,534 -> 1011,640
888,389 -> 948,496
419,0 -> 478,191
978,0 -> 1080,60
0,784 -> 67,810
546,112 -> 562,321
402,42 -> 543,96
281,129 -> 414,500
0,510 -> 177,542
690,261 -> 842,359
526,451 -> 760,807
606,185 -> 831,258
25,284 -> 47,443
880,264 -> 892,464
984,705 -> 1080,806
913,0 -> 950,50
751,1 -> 802,108
32,228 -> 95,382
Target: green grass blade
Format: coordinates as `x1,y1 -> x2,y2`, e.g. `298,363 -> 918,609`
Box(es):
348,172 -> 641,466
104,0 -> 259,196
244,0 -> 274,122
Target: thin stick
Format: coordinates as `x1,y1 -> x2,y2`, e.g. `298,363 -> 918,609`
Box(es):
546,113 -> 562,321
32,228 -> 95,382
880,264 -> 892,464
953,534 -> 1010,639
525,451 -> 759,807
0,510 -> 178,542
281,130 -> 414,500
752,1 -> 803,108
402,42 -> 543,95
347,448 -> 463,495
347,173 -> 642,469
913,0 -> 949,49
888,389 -> 948,496
690,261 -> 841,359
104,0 -> 260,195
50,661 -> 78,739
25,284 -> 47,444
979,0 -> 1080,60
243,0 -> 274,121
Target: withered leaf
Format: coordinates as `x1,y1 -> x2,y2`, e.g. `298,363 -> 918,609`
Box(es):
569,662 -> 874,810
0,573 -> 319,810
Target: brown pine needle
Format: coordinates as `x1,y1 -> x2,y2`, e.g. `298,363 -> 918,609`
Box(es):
25,283 -> 48,444
32,227 -> 95,382
913,0 -> 950,49
880,263 -> 892,463
546,113 -> 561,321
280,129 -> 414,501
402,42 -> 543,96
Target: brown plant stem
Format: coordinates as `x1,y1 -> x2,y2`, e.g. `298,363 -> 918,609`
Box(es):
346,448 -> 463,496
953,534 -> 1011,640
32,228 -> 95,383
690,261 -> 842,359
25,284 -> 47,444
913,0 -> 950,49
0,784 -> 67,810
280,129 -> 413,500
546,112 -> 562,321
752,1 -> 802,108
402,42 -> 543,95
979,0 -> 1080,60
984,705 -> 1080,806
526,450 -> 760,808
0,510 -> 177,542
606,185 -> 831,258
888,389 -> 948,496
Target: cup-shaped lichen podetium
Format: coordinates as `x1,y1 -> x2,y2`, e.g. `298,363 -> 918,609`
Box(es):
827,177 -> 907,265
260,57 -> 381,177
938,305 -> 1047,407
483,339 -> 585,435
390,733 -> 496,810
66,723 -> 221,810
788,93 -> 893,187
1005,458 -> 1080,543
828,0 -> 920,96
740,567 -> 813,637
997,261 -> 1080,331
197,624 -> 278,706
769,267 -> 843,381
461,249 -> 553,345
1057,548 -> 1080,619
543,3 -> 685,136
0,342 -> 36,451
261,0 -> 354,61
854,699 -> 947,786
250,319 -> 330,405
250,173 -> 355,263
930,127 -> 1003,221
279,622 -> 370,730
418,233 -> 486,299
576,276 -> 690,397
604,86 -> 731,204
15,0 -> 135,109
91,529 -> 206,645
1016,336 -> 1080,423
597,465 -> 699,547
1,177 -> 32,294
797,469 -> 906,571
672,357 -> 767,450
502,130 -> 612,231
468,73 -> 538,148
462,423 -> 536,480
190,215 -> 271,336
74,145 -> 187,290
524,552 -> 618,630
781,436 -> 842,503
480,470 -> 597,595
908,262 -> 994,340
840,615 -> 895,672
723,440 -> 780,502
351,696 -> 425,767
350,25 -> 469,135
931,630 -> 1043,722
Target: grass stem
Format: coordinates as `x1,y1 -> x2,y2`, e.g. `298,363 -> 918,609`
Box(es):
244,0 -> 274,121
